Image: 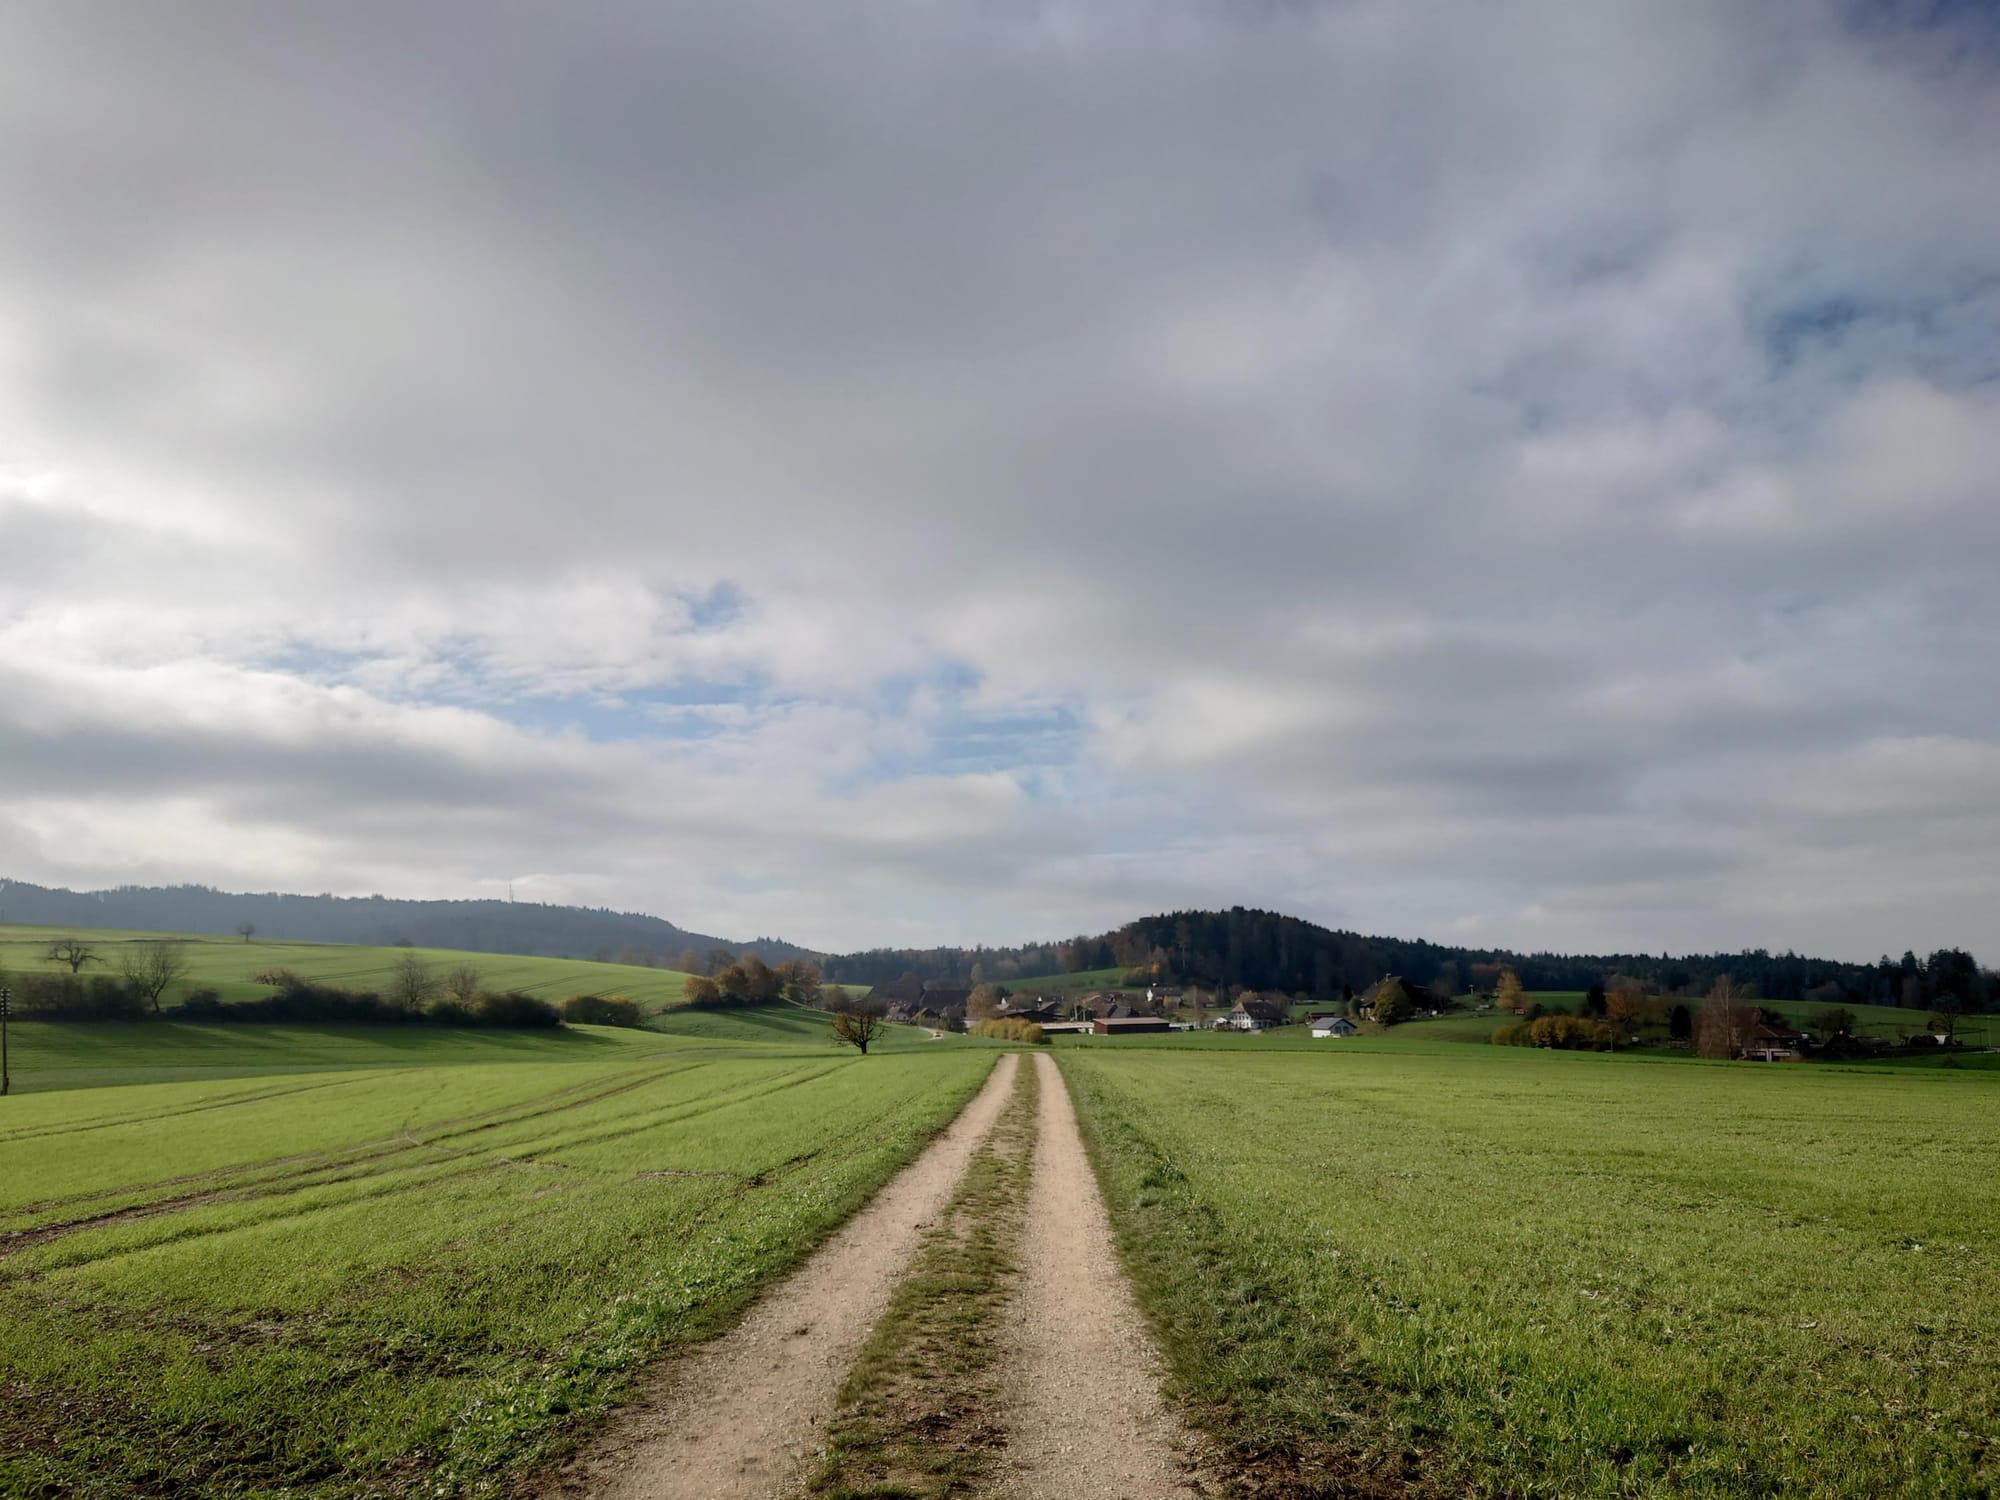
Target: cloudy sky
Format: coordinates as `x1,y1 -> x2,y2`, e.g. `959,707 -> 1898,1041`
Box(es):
1,2 -> 1996,960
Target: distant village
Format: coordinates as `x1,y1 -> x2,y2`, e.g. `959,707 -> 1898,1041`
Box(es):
863,970 -> 1974,1062
863,973 -> 1449,1037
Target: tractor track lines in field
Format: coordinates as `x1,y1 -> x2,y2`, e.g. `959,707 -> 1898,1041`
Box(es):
2,1058 -> 921,1273
0,1073 -> 379,1144
1,1059 -> 705,1230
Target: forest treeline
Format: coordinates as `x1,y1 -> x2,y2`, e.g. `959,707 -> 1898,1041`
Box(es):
821,907 -> 1994,1011
7,879 -> 1986,1013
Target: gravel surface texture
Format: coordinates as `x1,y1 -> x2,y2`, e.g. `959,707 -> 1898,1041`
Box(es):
563,1051 -> 1019,1500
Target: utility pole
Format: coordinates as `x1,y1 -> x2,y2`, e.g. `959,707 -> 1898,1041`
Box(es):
1,984 -> 11,1096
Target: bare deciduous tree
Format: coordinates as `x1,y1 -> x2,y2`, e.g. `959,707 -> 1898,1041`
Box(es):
44,937 -> 100,973
830,1001 -> 887,1055
444,964 -> 482,1007
1696,976 -> 1754,1060
119,941 -> 189,1014
237,922 -> 256,943
388,951 -> 442,1013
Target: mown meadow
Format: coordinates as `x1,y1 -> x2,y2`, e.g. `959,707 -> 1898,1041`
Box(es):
0,1022 -> 994,1498
1064,1041 -> 1999,1498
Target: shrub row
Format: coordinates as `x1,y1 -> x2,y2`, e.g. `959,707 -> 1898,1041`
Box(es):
558,994 -> 647,1028
178,981 -> 563,1028
969,1018 -> 1046,1043
1491,1015 -> 1617,1050
2,973 -> 150,1020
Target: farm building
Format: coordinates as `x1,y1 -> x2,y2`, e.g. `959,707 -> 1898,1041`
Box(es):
1092,1016 -> 1171,1035
1744,1021 -> 1807,1062
1311,1015 -> 1358,1038
1037,1020 -> 1093,1036
997,996 -> 1065,1024
1227,998 -> 1290,1031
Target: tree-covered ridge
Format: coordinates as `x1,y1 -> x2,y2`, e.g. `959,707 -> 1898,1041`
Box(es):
824,906 -> 1992,1011
0,878 -> 813,968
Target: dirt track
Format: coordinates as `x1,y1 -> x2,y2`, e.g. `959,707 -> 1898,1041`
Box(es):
563,1051 -> 1020,1500
568,1046 -> 1195,1500
990,1051 -> 1199,1498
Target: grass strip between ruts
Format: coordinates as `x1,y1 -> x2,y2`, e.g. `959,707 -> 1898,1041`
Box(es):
810,1052 -> 1041,1499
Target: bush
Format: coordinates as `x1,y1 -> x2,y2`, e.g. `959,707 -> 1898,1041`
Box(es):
474,991 -> 562,1028
561,994 -> 646,1028
1528,1014 -> 1614,1050
178,987 -> 225,1018
1491,1022 -> 1534,1046
969,1018 -> 1046,1043
252,967 -> 301,987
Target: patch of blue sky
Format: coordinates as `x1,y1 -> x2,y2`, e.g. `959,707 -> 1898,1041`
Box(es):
259,643 -> 388,681
684,581 -> 747,632
832,704 -> 1083,794
1842,0 -> 2000,44
528,682 -> 773,742
1756,279 -> 2000,386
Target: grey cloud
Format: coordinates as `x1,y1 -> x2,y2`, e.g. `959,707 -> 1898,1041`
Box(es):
0,1 -> 1995,958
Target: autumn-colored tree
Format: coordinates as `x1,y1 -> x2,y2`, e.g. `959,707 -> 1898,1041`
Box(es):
682,974 -> 722,1006
775,959 -> 822,1006
1605,985 -> 1655,1041
967,983 -> 1005,1022
1369,979 -> 1415,1026
1494,969 -> 1525,1014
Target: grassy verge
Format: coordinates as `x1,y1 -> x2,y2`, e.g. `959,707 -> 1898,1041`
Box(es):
1061,1056 -> 1424,1500
1062,1047 -> 2000,1499
811,1054 -> 1041,1499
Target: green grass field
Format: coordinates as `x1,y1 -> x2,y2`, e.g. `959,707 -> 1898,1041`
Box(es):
0,1019 -> 996,1498
1063,1044 -> 2000,1498
1004,966 -> 1131,992
0,922 -> 698,1011
1,1000 -> 950,1095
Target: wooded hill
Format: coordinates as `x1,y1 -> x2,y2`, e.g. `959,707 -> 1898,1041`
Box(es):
0,878 -> 813,968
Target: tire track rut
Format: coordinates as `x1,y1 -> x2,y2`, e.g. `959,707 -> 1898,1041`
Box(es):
563,1051 -> 1022,1500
